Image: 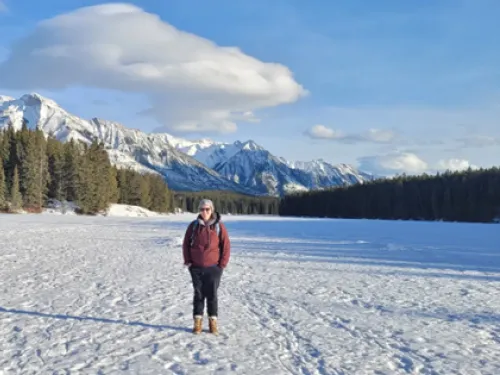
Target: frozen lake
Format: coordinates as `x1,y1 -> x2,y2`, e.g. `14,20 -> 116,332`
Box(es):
1,213 -> 499,374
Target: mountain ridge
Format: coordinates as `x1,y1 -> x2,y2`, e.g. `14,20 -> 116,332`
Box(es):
0,93 -> 257,194
0,92 -> 374,195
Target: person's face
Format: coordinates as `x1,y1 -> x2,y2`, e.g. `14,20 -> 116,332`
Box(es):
199,205 -> 212,221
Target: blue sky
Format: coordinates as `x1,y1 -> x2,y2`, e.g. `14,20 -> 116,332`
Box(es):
1,0 -> 499,174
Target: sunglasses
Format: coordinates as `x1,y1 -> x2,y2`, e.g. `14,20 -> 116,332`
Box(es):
200,207 -> 211,212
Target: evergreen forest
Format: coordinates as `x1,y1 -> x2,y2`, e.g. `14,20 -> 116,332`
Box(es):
0,124 -> 172,214
173,190 -> 280,215
279,168 -> 500,223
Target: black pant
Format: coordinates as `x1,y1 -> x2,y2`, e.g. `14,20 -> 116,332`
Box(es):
189,266 -> 223,317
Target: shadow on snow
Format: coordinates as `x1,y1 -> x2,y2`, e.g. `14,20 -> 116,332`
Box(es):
0,306 -> 191,333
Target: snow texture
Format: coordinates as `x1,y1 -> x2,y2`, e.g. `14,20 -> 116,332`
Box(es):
0,93 -> 373,196
1,214 -> 499,374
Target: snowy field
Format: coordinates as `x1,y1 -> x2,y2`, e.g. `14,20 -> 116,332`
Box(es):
1,213 -> 499,375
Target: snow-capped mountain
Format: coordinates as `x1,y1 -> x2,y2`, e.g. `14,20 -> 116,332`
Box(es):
287,159 -> 374,187
211,141 -> 309,196
168,137 -> 374,193
0,94 -> 256,194
0,93 -> 373,196
167,136 -> 243,169
139,134 -> 374,196
203,141 -> 372,196
165,136 -> 374,196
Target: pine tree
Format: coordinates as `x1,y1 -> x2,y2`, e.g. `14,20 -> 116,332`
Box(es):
94,143 -> 113,212
0,131 -> 3,165
19,129 -> 48,211
10,165 -> 22,212
75,143 -> 94,214
108,166 -> 119,204
140,174 -> 152,209
62,141 -> 80,202
47,137 -> 64,201
127,172 -> 142,207
85,141 -> 103,213
17,120 -> 31,189
149,175 -> 170,212
117,168 -> 129,204
0,155 -> 6,211
21,129 -> 40,210
1,129 -> 9,184
35,129 -> 49,208
65,140 -> 115,214
4,125 -> 17,190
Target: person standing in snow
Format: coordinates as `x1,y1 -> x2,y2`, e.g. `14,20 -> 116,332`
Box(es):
182,199 -> 230,335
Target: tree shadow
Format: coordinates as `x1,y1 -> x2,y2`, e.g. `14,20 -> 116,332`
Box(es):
0,306 -> 191,333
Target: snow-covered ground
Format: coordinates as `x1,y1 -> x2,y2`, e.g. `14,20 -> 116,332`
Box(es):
0,214 -> 499,375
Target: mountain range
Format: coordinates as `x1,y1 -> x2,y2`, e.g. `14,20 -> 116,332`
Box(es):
0,93 -> 374,196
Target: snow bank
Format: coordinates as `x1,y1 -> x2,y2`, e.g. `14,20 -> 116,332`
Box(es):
43,200 -> 171,218
105,204 -> 169,218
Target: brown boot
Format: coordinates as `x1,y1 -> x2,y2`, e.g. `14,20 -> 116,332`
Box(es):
192,315 -> 202,334
208,316 -> 218,335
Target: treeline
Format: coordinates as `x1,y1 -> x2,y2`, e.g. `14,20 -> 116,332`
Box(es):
0,123 -> 172,214
279,167 -> 500,223
116,168 -> 172,213
174,190 -> 280,215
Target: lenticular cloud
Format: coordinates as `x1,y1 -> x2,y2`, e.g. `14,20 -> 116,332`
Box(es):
0,3 -> 307,133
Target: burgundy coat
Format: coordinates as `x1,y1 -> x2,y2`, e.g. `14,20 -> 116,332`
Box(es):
182,212 -> 230,268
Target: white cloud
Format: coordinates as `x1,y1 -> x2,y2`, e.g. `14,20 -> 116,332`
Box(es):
0,1 -> 7,12
358,152 -> 428,175
306,124 -> 344,139
0,3 -> 306,134
306,124 -> 396,143
436,158 -> 478,172
358,151 -> 480,176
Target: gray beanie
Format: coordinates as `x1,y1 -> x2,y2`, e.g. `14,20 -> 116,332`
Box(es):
198,199 -> 214,210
